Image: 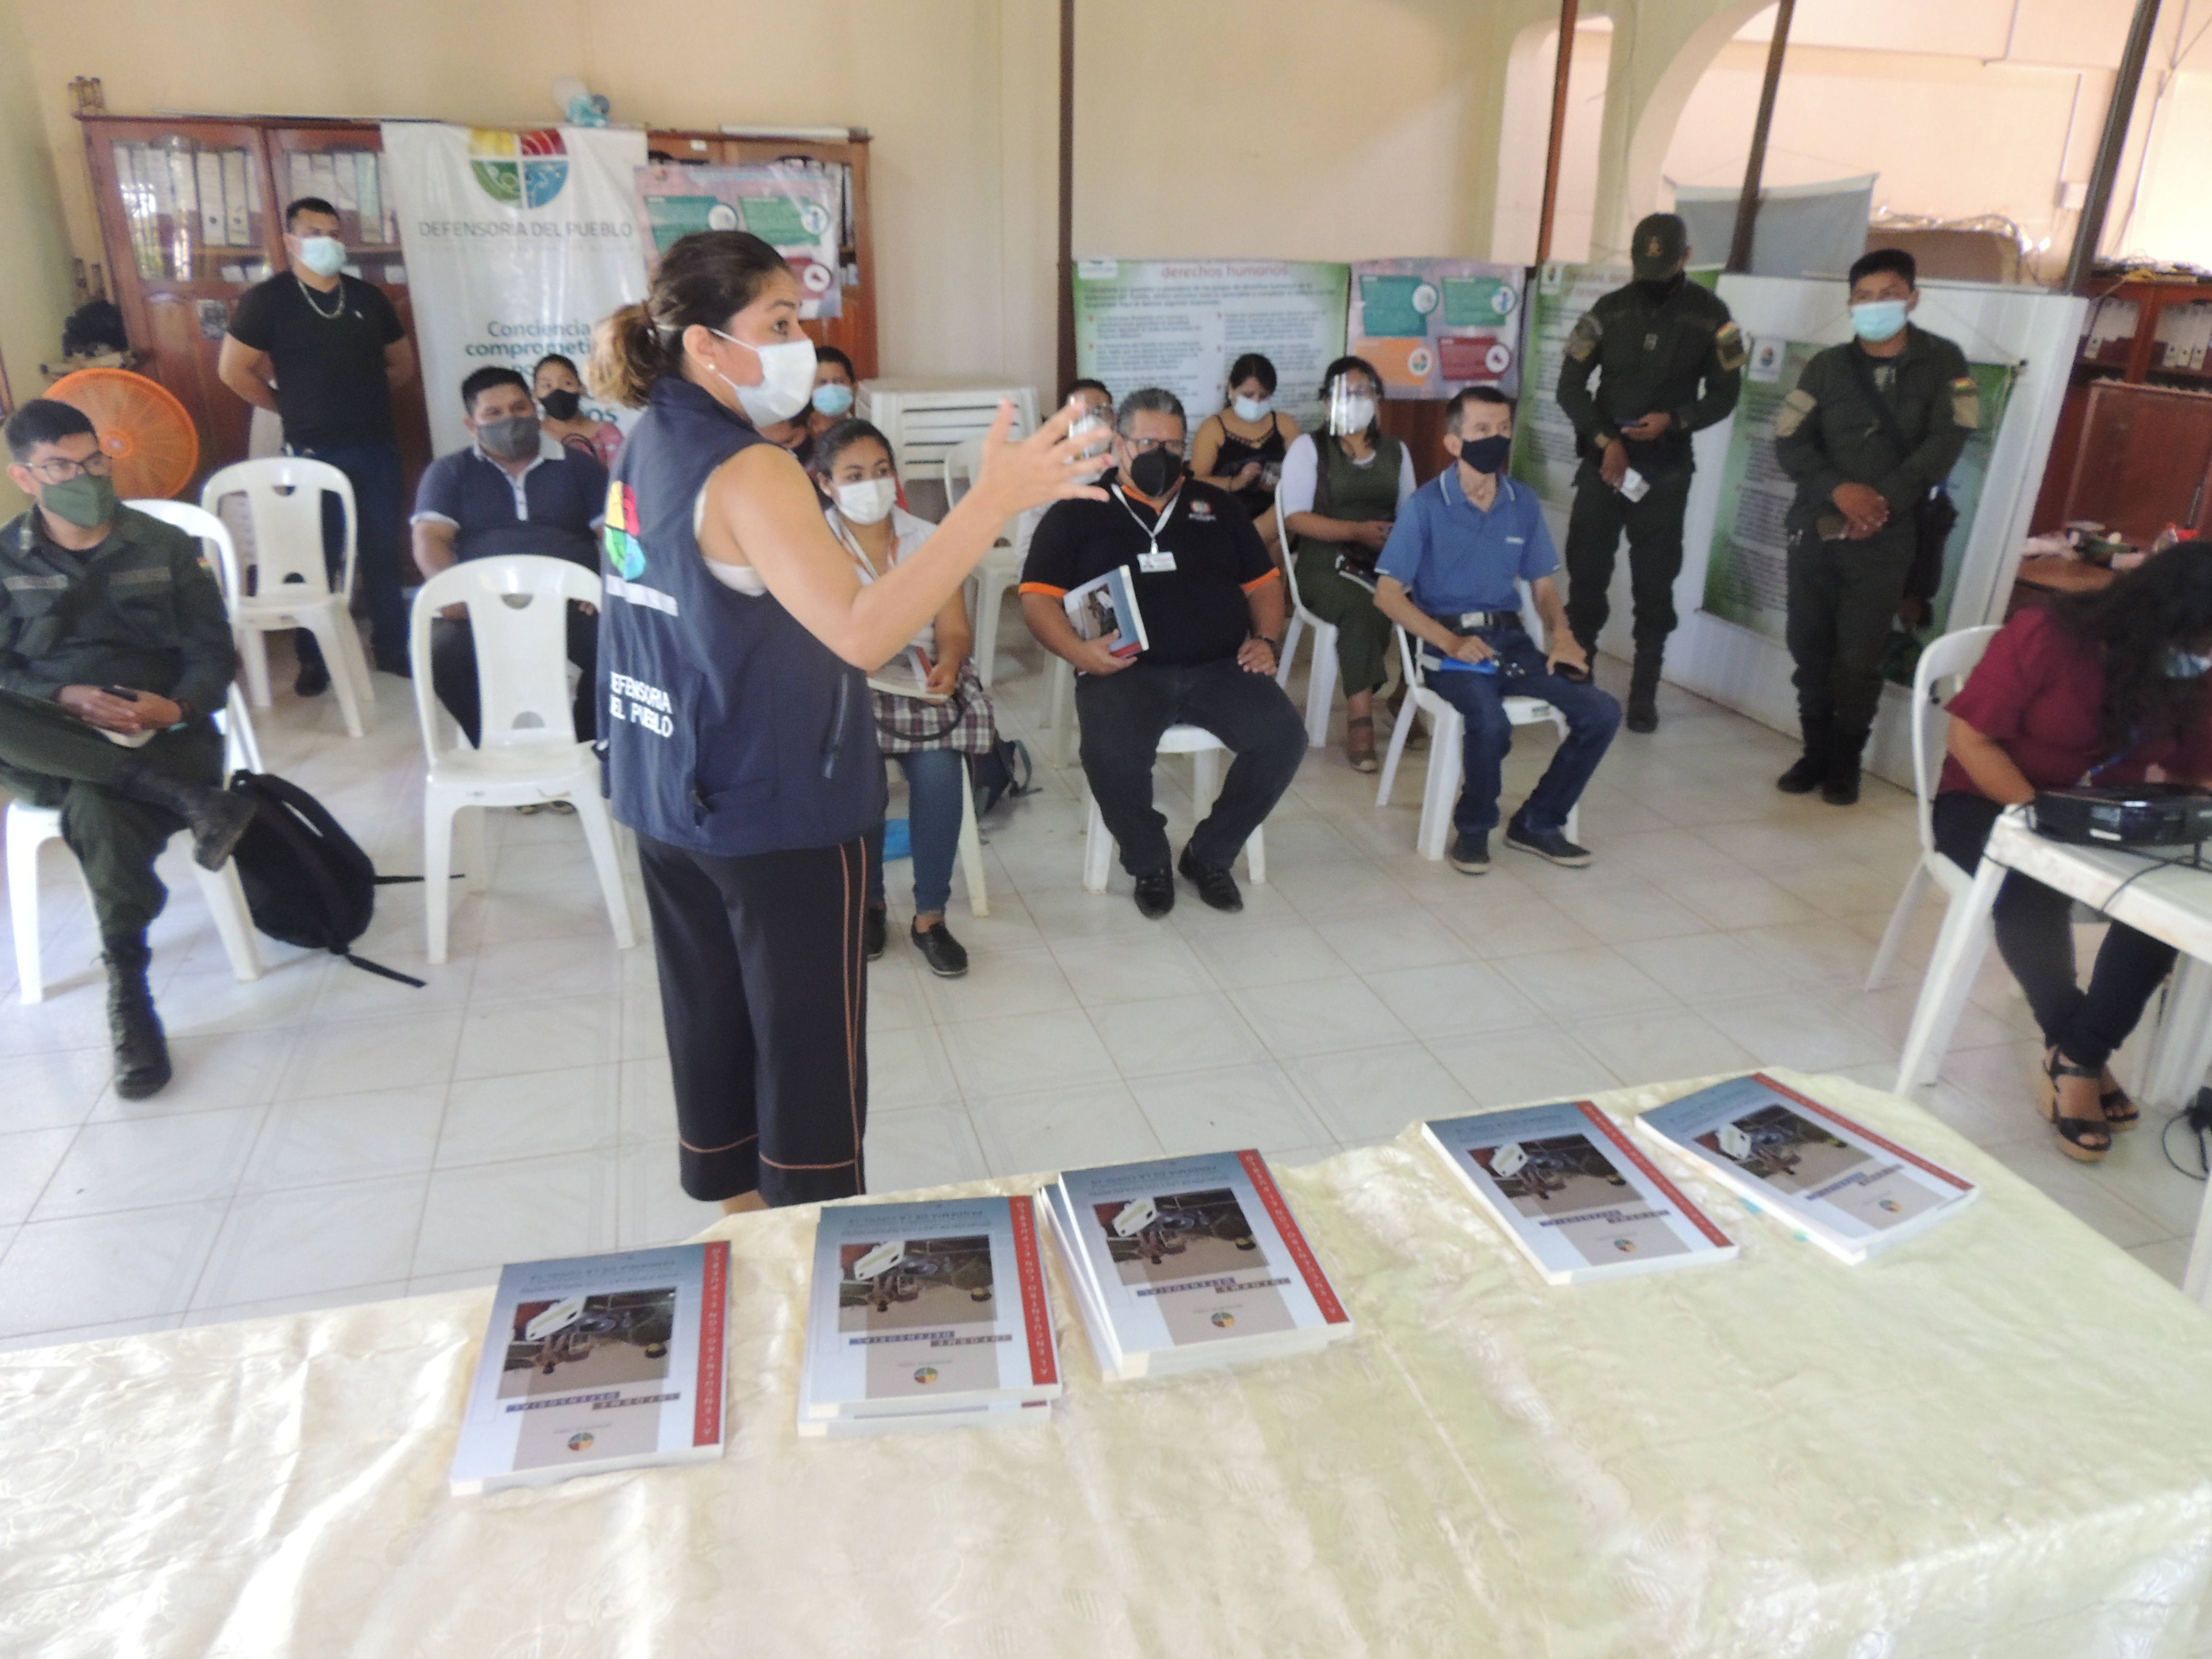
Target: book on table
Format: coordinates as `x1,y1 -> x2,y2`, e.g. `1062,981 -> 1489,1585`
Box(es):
448,1240 -> 729,1496
1421,1101 -> 1739,1285
1632,1072 -> 1980,1264
799,1194 -> 1062,1435
1044,1149 -> 1354,1381
1062,566 -> 1148,659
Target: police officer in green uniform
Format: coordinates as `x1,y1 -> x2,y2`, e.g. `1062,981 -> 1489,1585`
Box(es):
1557,212 -> 1745,733
1773,248 -> 1975,806
1,400 -> 253,1098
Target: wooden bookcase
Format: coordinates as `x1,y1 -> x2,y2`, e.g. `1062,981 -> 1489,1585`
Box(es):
2030,277 -> 2212,539
77,114 -> 435,499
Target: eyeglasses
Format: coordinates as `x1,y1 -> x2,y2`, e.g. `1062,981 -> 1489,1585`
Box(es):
1121,436 -> 1181,455
24,451 -> 114,485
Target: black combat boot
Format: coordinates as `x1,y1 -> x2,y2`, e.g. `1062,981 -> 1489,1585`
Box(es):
1823,729 -> 1869,806
1625,649 -> 1663,733
1776,717 -> 1832,794
103,936 -> 171,1100
118,765 -> 256,870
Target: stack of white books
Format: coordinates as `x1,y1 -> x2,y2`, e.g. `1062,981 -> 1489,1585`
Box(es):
449,1241 -> 730,1495
1633,1073 -> 1980,1265
1422,1101 -> 1739,1285
1043,1150 -> 1355,1380
799,1194 -> 1062,1437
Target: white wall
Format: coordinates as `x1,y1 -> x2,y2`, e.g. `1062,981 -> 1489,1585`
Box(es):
1492,20 -> 1615,264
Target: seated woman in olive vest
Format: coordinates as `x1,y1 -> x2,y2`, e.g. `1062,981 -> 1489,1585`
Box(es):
1278,356 -> 1415,772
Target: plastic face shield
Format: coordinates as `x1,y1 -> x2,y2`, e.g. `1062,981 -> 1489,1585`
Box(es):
1327,376 -> 1376,437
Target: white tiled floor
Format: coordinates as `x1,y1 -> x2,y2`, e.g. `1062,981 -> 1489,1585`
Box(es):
2,619 -> 2207,1352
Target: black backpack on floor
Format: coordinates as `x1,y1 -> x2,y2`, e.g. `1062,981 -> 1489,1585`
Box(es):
225,772 -> 425,986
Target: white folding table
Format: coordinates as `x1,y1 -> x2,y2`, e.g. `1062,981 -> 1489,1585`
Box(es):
1893,806 -> 2212,1299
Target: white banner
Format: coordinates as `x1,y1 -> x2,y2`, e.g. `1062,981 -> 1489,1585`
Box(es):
382,122 -> 649,454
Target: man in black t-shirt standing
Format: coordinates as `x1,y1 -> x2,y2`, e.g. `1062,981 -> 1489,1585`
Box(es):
1020,387 -> 1306,918
218,195 -> 416,691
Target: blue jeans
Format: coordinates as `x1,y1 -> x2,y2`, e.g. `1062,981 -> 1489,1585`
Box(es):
1420,624 -> 1620,837
289,437 -> 408,669
865,748 -> 967,915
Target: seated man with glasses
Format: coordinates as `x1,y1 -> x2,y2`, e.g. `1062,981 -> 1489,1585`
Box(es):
1020,387 -> 1306,917
410,367 -> 607,755
0,399 -> 252,1098
1373,386 -> 1620,874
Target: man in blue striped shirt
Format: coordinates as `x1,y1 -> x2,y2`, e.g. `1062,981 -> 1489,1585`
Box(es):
1374,387 -> 1620,874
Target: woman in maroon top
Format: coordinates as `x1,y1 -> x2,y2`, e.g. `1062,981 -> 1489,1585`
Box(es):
1936,545 -> 2212,1160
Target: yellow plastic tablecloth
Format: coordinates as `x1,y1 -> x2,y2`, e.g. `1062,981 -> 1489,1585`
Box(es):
7,1070 -> 2212,1658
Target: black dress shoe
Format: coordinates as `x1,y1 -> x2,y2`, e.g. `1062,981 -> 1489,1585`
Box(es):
1132,867 -> 1176,919
911,920 -> 970,978
375,656 -> 413,679
294,659 -> 332,697
1177,845 -> 1243,912
863,905 -> 887,961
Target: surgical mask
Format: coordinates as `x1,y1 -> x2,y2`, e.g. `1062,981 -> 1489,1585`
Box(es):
479,415 -> 541,459
297,236 -> 346,278
1456,434 -> 1513,476
539,388 -> 582,422
1635,274 -> 1683,303
812,383 -> 854,418
710,328 -> 817,426
1126,447 -> 1183,499
836,478 -> 897,525
1850,299 -> 1910,343
1232,395 -> 1271,423
40,472 -> 117,530
2164,647 -> 2212,680
1329,384 -> 1377,436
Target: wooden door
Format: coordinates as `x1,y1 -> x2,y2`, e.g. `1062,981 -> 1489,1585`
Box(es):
260,123 -> 436,525
83,116 -> 276,491
645,131 -> 877,378
2063,381 -> 2212,541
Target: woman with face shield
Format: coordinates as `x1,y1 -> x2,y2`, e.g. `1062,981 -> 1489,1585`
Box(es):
589,232 -> 1106,1212
533,352 -> 622,469
812,418 -> 998,980
1276,357 -> 1416,772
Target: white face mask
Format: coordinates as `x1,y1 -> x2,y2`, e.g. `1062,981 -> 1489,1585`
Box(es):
297,235 -> 346,277
1332,393 -> 1377,436
1232,395 -> 1271,423
709,327 -> 817,426
836,477 -> 897,526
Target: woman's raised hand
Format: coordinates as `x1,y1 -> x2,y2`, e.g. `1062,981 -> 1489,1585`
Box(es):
972,399 -> 1112,520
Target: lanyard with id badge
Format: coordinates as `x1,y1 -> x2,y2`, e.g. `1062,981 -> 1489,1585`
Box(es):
1113,484 -> 1180,574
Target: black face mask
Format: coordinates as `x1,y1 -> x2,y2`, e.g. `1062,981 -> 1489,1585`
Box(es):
1456,434 -> 1513,476
540,388 -> 583,421
1127,447 -> 1183,498
1635,273 -> 1684,303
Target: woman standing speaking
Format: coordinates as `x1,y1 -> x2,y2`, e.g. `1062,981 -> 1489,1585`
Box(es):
590,232 -> 1104,1211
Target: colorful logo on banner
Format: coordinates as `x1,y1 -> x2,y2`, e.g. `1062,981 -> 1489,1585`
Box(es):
470,128 -> 569,209
604,481 -> 647,579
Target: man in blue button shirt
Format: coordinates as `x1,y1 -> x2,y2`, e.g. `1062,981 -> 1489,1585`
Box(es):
410,367 -> 606,747
1374,387 -> 1620,873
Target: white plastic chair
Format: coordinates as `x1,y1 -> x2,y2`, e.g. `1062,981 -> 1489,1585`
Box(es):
409,556 -> 636,965
202,457 -> 376,738
1081,725 -> 1267,892
1864,625 -> 2002,991
1374,582 -> 1575,861
942,436 -> 1031,688
1272,505 -> 1341,748
126,499 -> 265,776
883,756 -> 989,919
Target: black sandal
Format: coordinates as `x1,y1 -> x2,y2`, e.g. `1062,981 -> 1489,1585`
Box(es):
2042,1048 -> 2112,1162
2100,1074 -> 2140,1131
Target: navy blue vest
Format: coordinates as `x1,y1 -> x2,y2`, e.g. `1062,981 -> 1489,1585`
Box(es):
599,376 -> 883,857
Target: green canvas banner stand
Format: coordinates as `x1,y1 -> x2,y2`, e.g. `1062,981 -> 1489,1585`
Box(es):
1509,263 -> 1631,512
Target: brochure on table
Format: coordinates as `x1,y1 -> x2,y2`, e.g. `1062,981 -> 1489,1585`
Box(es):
1635,1073 -> 1979,1264
801,1195 -> 1060,1423
449,1241 -> 727,1496
1422,1101 -> 1738,1285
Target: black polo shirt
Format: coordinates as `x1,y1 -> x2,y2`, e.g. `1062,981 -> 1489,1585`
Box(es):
1020,473 -> 1275,666
228,273 -> 404,448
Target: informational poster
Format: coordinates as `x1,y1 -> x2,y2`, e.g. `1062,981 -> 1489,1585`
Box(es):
1072,259 -> 1350,440
1507,262 -> 1630,511
631,164 -> 842,319
383,123 -> 650,454
1701,337 -> 2017,676
1347,259 -> 1525,399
